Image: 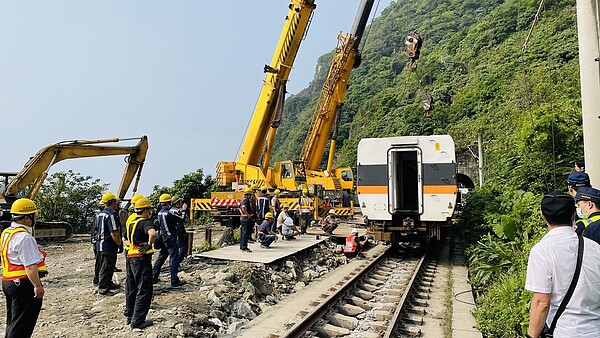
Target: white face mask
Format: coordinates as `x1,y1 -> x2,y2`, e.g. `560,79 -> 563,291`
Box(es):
576,207 -> 588,220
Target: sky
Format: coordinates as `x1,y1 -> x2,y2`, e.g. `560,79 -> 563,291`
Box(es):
0,0 -> 393,198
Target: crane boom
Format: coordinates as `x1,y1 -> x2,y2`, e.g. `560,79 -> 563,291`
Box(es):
300,0 -> 374,171
235,0 -> 316,168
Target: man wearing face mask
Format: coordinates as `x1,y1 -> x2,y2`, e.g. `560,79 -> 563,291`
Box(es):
567,171 -> 592,235
574,187 -> 600,243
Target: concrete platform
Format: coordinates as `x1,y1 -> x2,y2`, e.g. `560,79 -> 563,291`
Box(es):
198,235 -> 329,264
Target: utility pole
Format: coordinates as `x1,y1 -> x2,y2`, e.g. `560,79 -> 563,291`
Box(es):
576,0 -> 600,186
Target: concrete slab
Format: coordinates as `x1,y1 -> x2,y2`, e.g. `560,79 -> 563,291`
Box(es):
198,235 -> 328,264
452,247 -> 482,338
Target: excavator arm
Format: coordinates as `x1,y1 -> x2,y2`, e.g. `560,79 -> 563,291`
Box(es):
3,136 -> 148,203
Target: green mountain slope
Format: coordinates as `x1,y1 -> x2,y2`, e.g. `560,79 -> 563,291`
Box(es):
273,0 -> 582,194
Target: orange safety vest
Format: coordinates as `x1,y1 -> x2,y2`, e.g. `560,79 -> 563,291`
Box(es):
1,227 -> 47,281
126,218 -> 154,257
344,234 -> 358,253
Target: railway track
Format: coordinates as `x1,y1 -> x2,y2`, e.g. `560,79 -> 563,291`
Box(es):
271,245 -> 442,338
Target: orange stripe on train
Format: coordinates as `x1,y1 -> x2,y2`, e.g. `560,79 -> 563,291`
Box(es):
358,185 -> 456,194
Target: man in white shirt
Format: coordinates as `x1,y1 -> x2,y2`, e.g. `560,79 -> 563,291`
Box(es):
276,206 -> 289,233
525,190 -> 600,337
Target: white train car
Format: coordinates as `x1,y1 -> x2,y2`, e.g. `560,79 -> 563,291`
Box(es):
357,135 -> 457,244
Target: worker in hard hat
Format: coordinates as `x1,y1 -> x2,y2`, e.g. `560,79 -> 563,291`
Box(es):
170,195 -> 188,265
95,192 -> 124,295
298,188 -> 311,234
343,228 -> 368,259
271,189 -> 282,230
257,212 -> 278,248
320,209 -> 338,235
120,194 -> 144,253
125,194 -> 144,226
152,193 -> 186,287
257,189 -> 271,223
281,216 -> 300,240
1,198 -> 47,338
239,187 -> 256,252
123,197 -> 156,330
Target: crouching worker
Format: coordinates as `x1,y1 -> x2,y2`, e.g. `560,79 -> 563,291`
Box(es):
257,212 -> 278,249
344,228 -> 369,259
281,217 -> 300,240
321,209 -> 338,235
1,198 -> 47,338
124,197 -> 156,330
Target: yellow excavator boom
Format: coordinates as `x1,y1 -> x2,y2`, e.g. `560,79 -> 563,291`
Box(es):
3,136 -> 148,203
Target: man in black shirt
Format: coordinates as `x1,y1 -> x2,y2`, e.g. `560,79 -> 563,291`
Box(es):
124,197 -> 156,330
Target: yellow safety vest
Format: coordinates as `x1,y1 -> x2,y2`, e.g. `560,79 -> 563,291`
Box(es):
1,227 -> 47,280
576,214 -> 600,228
126,218 -> 154,257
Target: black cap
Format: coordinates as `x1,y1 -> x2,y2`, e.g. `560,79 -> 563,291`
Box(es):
541,190 -> 575,225
575,187 -> 600,204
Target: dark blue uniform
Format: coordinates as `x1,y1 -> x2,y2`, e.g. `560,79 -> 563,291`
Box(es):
583,212 -> 600,245
152,206 -> 182,286
95,208 -> 120,293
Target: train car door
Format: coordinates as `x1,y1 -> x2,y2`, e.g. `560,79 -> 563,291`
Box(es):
387,147 -> 423,215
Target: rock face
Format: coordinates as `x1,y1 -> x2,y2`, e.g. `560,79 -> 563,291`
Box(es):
2,234 -> 342,338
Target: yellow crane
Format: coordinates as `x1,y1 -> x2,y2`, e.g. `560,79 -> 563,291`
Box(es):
1,136 -> 148,239
192,0 -> 375,226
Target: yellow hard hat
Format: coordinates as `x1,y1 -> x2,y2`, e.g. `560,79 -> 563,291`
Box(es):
274,189 -> 281,194
302,188 -> 308,194
159,193 -> 172,203
10,198 -> 37,215
100,192 -> 117,205
265,212 -> 274,219
244,187 -> 253,194
135,197 -> 152,209
130,193 -> 143,204
171,195 -> 181,204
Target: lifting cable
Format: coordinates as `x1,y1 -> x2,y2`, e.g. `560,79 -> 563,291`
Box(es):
521,0 -> 546,53
359,0 -> 382,54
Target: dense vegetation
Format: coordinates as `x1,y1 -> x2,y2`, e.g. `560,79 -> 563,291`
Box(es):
272,0 -> 584,336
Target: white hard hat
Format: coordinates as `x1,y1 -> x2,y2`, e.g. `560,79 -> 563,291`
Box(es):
284,217 -> 294,226
351,228 -> 359,234
328,209 -> 335,214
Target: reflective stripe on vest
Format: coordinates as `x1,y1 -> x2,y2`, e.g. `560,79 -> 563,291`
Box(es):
579,214 -> 600,228
1,227 -> 47,280
344,235 -> 357,253
126,218 -> 154,257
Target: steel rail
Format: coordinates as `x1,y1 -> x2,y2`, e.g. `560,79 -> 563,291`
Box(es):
279,246 -> 391,337
383,251 -> 428,337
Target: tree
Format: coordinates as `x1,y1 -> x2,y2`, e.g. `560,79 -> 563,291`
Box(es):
35,170 -> 107,234
149,169 -> 216,206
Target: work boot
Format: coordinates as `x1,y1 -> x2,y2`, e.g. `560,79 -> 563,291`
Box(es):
108,282 -> 120,290
171,280 -> 187,287
130,320 -> 153,330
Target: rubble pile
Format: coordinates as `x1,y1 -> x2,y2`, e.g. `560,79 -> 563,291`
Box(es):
168,240 -> 344,337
